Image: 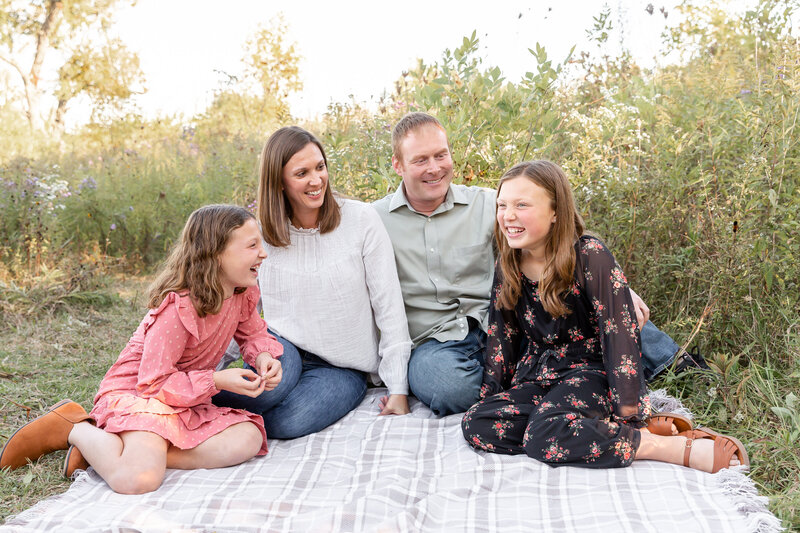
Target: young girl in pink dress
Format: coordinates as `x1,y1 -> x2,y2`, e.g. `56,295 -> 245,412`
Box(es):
0,204 -> 284,494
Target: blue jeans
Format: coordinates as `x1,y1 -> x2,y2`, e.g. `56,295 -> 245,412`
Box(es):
408,327 -> 486,416
640,320 -> 680,381
212,333 -> 367,439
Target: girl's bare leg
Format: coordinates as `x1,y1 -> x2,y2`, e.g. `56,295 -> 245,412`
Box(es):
68,422 -> 168,494
635,430 -> 740,472
165,422 -> 263,470
67,421 -> 262,492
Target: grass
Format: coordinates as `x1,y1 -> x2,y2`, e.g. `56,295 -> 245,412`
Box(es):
0,277 -> 146,521
0,277 -> 797,529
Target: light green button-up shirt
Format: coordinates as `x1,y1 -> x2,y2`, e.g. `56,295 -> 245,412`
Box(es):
373,184 -> 497,347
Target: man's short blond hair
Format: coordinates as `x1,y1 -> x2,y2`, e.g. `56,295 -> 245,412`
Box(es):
391,112 -> 446,159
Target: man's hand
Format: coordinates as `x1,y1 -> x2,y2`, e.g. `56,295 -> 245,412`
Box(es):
378,394 -> 410,416
213,368 -> 265,397
629,288 -> 650,329
255,352 -> 282,391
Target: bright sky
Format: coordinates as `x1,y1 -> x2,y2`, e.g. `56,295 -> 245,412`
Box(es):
106,0 -> 682,125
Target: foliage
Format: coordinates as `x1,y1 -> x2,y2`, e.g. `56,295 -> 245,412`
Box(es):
0,0 -> 143,132
194,14 -> 301,140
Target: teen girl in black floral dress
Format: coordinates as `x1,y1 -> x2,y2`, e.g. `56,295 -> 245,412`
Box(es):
462,160 -> 748,472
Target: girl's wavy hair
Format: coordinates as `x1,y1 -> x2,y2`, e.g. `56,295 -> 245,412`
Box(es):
258,126 -> 341,247
148,204 -> 255,317
494,160 -> 585,318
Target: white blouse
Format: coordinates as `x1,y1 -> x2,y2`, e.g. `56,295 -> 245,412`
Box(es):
224,199 -> 412,395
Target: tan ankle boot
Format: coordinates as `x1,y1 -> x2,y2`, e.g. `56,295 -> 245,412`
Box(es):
0,400 -> 92,470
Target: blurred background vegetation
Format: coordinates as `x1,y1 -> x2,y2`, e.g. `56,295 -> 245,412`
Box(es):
0,0 -> 798,527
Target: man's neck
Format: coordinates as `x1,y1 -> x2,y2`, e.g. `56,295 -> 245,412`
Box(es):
403,183 -> 447,216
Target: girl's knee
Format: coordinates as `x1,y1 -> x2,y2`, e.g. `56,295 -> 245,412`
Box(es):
241,423 -> 264,456
223,422 -> 263,463
107,467 -> 165,495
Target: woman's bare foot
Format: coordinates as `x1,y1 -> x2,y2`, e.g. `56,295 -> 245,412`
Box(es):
635,431 -> 741,472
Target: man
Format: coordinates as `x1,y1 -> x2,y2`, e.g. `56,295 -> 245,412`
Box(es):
373,112 -> 706,416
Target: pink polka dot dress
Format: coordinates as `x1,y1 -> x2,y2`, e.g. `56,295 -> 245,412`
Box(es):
90,286 -> 283,455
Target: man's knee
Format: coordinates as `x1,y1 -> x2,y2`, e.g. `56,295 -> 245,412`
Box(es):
408,342 -> 483,415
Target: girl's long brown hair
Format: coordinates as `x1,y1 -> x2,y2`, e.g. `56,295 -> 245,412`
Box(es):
258,126 -> 341,247
495,160 -> 585,318
148,204 -> 255,317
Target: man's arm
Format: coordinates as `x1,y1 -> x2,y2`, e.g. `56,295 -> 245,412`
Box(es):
629,288 -> 650,329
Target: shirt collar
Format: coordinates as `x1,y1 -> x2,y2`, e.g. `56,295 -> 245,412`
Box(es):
388,183 -> 469,214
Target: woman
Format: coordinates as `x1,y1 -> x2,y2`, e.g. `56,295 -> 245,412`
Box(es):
214,126 -> 412,439
461,160 -> 748,472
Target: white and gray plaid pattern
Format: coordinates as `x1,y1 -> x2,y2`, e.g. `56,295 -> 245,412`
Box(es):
3,390 -> 777,532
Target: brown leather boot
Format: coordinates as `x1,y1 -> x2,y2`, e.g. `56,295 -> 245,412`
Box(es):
63,445 -> 89,478
0,400 -> 92,470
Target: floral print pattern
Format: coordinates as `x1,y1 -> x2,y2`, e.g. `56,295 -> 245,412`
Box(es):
462,236 -> 649,469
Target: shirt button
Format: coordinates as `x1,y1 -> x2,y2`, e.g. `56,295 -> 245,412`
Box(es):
427,218 -> 431,222
430,248 -> 435,252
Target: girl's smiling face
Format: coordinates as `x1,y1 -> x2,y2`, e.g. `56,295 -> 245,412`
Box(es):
496,176 -> 556,253
217,218 -> 266,298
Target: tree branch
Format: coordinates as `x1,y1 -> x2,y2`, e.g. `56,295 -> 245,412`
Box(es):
30,0 -> 63,86
0,53 -> 26,79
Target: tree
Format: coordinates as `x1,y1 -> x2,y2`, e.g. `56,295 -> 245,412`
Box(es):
0,0 -> 144,132
195,14 -> 302,137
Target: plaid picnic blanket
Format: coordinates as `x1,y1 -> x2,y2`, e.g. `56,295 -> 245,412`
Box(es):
2,389 -> 781,532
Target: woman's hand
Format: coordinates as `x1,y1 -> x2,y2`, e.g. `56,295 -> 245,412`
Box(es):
213,368 -> 265,397
255,352 -> 282,391
378,394 -> 410,416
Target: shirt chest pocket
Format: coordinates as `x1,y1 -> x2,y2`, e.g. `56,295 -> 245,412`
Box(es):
446,241 -> 492,285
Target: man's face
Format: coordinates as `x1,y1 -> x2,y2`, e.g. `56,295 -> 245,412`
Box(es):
392,124 -> 453,213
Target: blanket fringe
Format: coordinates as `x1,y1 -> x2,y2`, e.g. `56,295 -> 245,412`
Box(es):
716,466 -> 784,532
648,388 -> 693,419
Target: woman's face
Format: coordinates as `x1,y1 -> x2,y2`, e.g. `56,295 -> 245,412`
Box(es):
281,142 -> 328,224
496,176 -> 556,253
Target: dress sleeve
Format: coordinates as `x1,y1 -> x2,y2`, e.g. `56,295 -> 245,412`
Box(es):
362,206 -> 412,395
136,293 -> 218,407
234,286 -> 284,368
480,268 -> 522,398
579,237 -> 650,427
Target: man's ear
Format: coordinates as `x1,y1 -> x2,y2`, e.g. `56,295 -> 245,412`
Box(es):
391,155 -> 403,177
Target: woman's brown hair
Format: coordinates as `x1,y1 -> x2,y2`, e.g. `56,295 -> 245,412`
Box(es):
257,126 -> 341,247
494,160 -> 585,318
148,204 -> 254,317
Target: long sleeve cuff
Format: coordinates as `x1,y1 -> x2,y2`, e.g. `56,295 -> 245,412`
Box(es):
378,340 -> 411,395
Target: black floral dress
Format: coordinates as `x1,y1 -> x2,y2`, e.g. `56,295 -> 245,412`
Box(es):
461,236 -> 650,468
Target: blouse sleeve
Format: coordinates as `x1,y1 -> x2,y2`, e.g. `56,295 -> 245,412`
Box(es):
480,267 -> 523,398
362,206 -> 412,395
234,286 -> 284,368
579,237 -> 649,427
136,293 -> 218,407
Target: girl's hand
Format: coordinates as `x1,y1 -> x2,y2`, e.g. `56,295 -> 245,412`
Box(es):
255,353 -> 282,391
378,394 -> 410,416
213,368 -> 265,397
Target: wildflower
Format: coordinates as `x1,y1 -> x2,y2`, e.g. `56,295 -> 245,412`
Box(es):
79,177 -> 97,191
739,89 -> 752,95
110,223 -> 117,230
